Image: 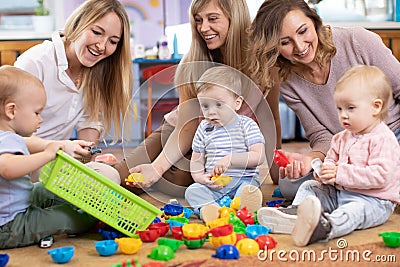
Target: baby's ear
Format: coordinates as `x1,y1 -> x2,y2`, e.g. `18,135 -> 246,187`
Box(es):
235,96 -> 244,111
372,98 -> 383,116
4,102 -> 16,120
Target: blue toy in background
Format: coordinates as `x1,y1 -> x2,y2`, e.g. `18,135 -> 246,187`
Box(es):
272,187 -> 283,198
98,226 -> 124,240
94,240 -> 118,257
212,244 -> 240,260
183,207 -> 194,219
151,217 -> 162,224
265,199 -> 284,207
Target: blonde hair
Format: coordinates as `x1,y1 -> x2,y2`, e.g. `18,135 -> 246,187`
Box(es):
174,0 -> 250,100
63,0 -> 132,142
335,65 -> 392,120
247,0 -> 336,90
0,65 -> 44,109
196,66 -> 242,97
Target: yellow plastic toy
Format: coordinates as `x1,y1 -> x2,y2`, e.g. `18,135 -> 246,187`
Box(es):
206,217 -> 229,229
230,197 -> 241,210
209,232 -> 237,248
115,237 -> 142,255
211,175 -> 232,186
219,206 -> 236,218
125,173 -> 146,183
182,223 -> 208,239
236,238 -> 259,255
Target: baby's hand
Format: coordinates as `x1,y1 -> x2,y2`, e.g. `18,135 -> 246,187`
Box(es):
44,142 -> 64,160
212,155 -> 231,176
319,164 -> 337,185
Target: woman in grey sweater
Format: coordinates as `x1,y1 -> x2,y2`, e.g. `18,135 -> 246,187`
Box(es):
247,0 -> 400,201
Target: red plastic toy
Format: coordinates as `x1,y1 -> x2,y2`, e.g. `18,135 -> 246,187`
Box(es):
255,235 -> 277,250
273,149 -> 290,167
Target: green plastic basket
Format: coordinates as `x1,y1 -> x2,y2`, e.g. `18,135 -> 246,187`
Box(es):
39,150 -> 162,237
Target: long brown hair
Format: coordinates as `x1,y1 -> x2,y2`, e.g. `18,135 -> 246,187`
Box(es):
63,0 -> 132,142
247,0 -> 336,90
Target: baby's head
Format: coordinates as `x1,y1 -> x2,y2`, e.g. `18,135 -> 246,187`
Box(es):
334,65 -> 392,134
0,66 -> 46,136
195,66 -> 244,126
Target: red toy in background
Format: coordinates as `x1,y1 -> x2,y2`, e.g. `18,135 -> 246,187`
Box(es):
273,149 -> 290,167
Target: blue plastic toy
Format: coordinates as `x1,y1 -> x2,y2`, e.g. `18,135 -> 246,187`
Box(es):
0,254 -> 9,267
212,244 -> 240,260
151,217 -> 162,224
98,226 -> 123,240
47,246 -> 75,264
161,204 -> 184,216
218,196 -> 232,207
94,240 -> 118,256
245,225 -> 272,239
183,207 -> 194,219
266,199 -> 284,207
272,187 -> 283,198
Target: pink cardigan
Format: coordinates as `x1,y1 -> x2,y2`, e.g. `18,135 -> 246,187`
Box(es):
324,122 -> 400,202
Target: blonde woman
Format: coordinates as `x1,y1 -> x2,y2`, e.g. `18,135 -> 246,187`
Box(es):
15,0 -> 132,163
117,0 -> 281,198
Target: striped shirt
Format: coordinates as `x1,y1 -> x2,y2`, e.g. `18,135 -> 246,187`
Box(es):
192,115 -> 265,179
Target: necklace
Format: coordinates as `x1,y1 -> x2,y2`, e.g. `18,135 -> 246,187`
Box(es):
297,62 -> 330,85
66,67 -> 83,88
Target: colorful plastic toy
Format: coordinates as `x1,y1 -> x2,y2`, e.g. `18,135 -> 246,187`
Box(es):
151,217 -> 161,224
273,149 -> 290,167
161,203 -> 184,217
212,244 -> 240,260
166,217 -> 189,230
218,195 -> 232,207
379,232 -> 400,248
206,217 -> 229,229
94,240 -> 118,256
236,206 -> 255,225
171,226 -> 183,240
143,262 -> 166,267
98,226 -> 123,240
136,229 -> 160,242
115,237 -> 142,254
88,146 -> 102,155
47,246 -> 75,264
219,206 -> 236,218
0,254 -> 9,267
209,232 -> 237,248
230,197 -> 241,210
272,187 -> 283,198
110,258 -> 141,267
228,213 -> 246,234
183,207 -> 195,219
125,173 -> 146,183
182,236 -> 207,249
94,153 -> 118,164
211,175 -> 232,186
235,239 -> 259,255
147,245 -> 174,261
208,224 -> 233,237
157,237 -> 184,252
148,222 -> 170,237
255,235 -> 277,250
235,234 -> 248,244
245,225 -> 271,239
266,199 -> 284,207
182,223 -> 208,239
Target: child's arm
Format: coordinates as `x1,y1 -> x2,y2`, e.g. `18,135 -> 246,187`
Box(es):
0,142 -> 63,179
25,135 -> 94,162
212,142 -> 266,176
190,151 -> 219,188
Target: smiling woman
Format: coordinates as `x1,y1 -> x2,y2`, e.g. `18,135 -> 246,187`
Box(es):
13,0 -> 132,157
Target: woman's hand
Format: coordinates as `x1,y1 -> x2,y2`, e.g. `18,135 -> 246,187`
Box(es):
126,163 -> 163,188
61,140 -> 95,163
278,151 -> 313,179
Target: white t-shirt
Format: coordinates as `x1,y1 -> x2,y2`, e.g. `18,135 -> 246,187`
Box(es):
14,31 -> 102,140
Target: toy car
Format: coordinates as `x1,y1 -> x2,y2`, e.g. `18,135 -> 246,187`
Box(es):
88,146 -> 102,155
39,236 -> 54,248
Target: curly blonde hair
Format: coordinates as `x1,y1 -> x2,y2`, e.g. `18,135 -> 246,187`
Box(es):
247,0 -> 336,90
